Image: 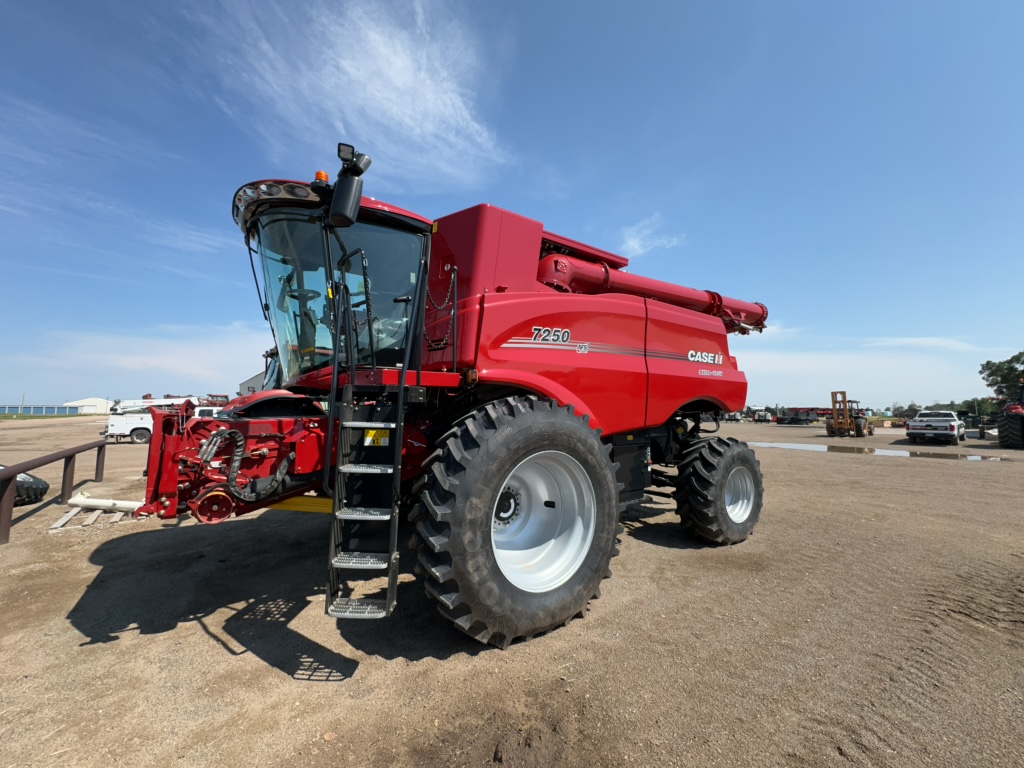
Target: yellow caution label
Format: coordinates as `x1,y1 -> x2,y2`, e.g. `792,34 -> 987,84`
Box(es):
364,429 -> 390,447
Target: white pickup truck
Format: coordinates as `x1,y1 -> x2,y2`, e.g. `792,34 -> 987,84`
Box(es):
102,405 -> 222,444
905,410 -> 966,445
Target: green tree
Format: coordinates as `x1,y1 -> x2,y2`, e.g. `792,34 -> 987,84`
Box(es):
979,351 -> 1024,400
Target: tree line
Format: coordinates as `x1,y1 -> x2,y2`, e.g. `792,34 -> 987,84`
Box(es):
889,350 -> 1024,417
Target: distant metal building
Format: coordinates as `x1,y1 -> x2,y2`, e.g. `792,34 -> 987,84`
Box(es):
238,372 -> 263,398
63,397 -> 115,415
0,404 -> 80,415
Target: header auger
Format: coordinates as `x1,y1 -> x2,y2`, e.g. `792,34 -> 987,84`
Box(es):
137,142 -> 769,647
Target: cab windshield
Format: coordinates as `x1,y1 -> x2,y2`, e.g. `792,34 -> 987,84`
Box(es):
252,208 -> 423,383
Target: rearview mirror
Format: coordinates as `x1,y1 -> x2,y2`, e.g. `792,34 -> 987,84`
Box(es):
328,146 -> 372,228
329,175 -> 363,228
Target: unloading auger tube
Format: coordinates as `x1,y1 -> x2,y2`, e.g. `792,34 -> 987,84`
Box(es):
537,253 -> 768,333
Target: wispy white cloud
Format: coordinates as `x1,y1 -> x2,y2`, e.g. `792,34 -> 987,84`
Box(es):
0,201 -> 27,216
863,336 -> 979,352
0,323 -> 273,402
0,96 -> 177,181
618,213 -> 685,258
190,0 -> 507,191
759,320 -> 799,337
142,221 -> 240,254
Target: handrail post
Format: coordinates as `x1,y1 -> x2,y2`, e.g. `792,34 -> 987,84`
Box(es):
94,443 -> 106,482
0,438 -> 110,544
61,455 -> 77,504
0,479 -> 14,545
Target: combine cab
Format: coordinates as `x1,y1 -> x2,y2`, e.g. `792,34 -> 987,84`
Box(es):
136,143 -> 770,647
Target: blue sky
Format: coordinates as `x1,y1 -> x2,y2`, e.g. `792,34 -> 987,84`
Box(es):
1,1 -> 1022,409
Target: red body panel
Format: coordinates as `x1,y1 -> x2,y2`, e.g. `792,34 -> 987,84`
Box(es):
644,301 -> 747,425
474,293 -> 650,434
420,203 -> 758,434
289,367 -> 462,392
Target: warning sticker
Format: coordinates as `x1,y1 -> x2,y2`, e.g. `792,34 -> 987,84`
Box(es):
364,429 -> 390,447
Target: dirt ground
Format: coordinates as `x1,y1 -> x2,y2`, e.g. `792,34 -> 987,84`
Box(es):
1,416 -> 1022,767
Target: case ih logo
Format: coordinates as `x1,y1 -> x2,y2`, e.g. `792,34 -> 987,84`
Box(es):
688,350 -> 723,365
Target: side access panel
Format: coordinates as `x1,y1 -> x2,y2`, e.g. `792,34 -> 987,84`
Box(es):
473,293 -> 649,436
645,301 -> 748,425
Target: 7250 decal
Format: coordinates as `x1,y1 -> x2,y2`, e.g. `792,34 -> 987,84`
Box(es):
531,326 -> 572,343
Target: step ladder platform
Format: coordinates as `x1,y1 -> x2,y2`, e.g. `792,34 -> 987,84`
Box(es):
340,464 -> 394,474
332,551 -> 390,570
327,597 -> 388,619
336,506 -> 392,521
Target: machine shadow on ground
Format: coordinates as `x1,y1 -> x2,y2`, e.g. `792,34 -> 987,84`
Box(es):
67,510 -> 484,682
620,491 -> 708,551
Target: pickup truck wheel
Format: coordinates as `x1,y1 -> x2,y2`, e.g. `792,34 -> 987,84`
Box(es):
675,437 -> 763,545
129,428 -> 151,444
950,435 -> 959,446
908,435 -> 917,444
412,396 -> 621,648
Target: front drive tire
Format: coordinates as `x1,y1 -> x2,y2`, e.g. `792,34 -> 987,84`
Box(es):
675,437 -> 763,544
413,396 -> 621,648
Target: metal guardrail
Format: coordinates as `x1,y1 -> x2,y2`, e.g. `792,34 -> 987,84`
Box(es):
0,440 -> 106,545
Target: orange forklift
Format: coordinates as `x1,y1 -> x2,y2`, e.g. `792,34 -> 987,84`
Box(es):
824,391 -> 874,437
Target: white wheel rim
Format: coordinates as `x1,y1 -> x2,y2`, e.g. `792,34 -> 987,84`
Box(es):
491,451 -> 597,593
725,466 -> 755,523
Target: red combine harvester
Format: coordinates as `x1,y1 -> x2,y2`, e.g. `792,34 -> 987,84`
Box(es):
137,143 -> 769,647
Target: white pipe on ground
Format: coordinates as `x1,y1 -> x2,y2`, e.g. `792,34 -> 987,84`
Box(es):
66,494 -> 142,512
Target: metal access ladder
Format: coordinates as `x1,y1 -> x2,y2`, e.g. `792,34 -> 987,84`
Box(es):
325,382 -> 403,619
323,236 -> 428,620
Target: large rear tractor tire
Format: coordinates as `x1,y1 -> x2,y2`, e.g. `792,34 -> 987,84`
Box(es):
675,437 -> 763,544
997,413 -> 1024,449
854,417 -> 867,438
413,396 -> 621,648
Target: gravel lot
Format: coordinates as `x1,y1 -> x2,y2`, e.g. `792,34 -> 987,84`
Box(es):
1,417 -> 1022,767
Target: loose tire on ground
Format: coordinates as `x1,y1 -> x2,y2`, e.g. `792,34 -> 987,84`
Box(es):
997,412 -> 1024,449
0,466 -> 50,507
130,428 -> 151,444
675,437 -> 763,544
412,396 -> 621,648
